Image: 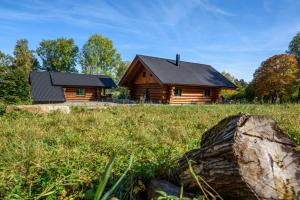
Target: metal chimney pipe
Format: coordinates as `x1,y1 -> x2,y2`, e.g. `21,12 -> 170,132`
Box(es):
176,54 -> 180,66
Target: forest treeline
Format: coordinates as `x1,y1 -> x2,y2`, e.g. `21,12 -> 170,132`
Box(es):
222,32 -> 300,103
0,32 -> 300,104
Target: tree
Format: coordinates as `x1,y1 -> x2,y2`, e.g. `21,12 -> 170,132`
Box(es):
221,71 -> 248,88
0,51 -> 13,87
0,51 -> 13,69
287,31 -> 300,61
13,39 -> 38,74
37,38 -> 79,72
114,61 -> 130,83
220,71 -> 253,102
0,40 -> 38,103
80,34 -> 122,78
287,31 -> 300,102
252,54 -> 299,103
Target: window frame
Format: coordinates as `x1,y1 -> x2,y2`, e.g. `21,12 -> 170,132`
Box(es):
142,71 -> 146,77
204,89 -> 211,97
76,88 -> 86,96
174,88 -> 182,96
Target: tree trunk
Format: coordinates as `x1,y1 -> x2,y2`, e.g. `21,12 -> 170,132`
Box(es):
179,114 -> 300,200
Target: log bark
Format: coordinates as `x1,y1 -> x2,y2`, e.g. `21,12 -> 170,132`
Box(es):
179,114 -> 300,200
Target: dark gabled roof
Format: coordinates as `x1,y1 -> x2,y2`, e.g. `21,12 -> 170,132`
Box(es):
29,71 -> 65,103
50,72 -> 117,88
99,77 -> 118,88
120,55 -> 236,88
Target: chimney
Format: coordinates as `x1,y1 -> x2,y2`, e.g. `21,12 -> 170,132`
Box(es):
176,54 -> 180,66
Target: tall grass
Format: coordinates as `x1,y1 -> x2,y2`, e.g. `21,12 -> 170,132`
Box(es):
0,104 -> 299,199
94,154 -> 133,200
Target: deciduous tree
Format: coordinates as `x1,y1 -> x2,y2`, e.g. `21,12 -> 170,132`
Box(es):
114,61 -> 130,83
220,71 -> 253,101
252,54 -> 299,103
0,40 -> 38,103
287,31 -> 300,61
37,38 -> 79,72
13,39 -> 38,74
0,51 -> 13,69
287,31 -> 300,102
80,34 -> 122,78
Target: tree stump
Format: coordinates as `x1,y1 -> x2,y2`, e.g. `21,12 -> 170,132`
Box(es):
179,114 -> 300,200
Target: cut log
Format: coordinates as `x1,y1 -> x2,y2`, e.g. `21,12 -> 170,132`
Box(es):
179,114 -> 300,200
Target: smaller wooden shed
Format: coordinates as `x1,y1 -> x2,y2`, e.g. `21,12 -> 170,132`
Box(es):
119,54 -> 236,104
29,71 -> 116,104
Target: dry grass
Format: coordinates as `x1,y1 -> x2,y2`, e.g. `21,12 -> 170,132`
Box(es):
0,104 -> 299,199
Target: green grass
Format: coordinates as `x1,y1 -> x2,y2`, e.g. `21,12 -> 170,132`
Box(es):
0,104 -> 300,199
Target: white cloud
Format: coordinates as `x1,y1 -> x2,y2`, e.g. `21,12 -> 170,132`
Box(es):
194,0 -> 235,17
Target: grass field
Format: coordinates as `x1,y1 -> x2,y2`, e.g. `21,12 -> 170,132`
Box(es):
0,104 -> 300,199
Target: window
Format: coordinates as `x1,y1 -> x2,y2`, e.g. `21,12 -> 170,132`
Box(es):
174,88 -> 182,96
76,88 -> 86,96
142,72 -> 146,77
204,89 -> 211,97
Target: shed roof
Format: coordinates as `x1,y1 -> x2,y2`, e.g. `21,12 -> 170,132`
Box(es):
50,72 -> 116,88
120,55 -> 236,88
29,71 -> 65,103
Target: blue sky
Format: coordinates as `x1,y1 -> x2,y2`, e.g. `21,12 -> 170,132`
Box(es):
1,0 -> 300,81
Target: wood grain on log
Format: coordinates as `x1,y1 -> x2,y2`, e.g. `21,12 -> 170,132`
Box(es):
179,114 -> 300,200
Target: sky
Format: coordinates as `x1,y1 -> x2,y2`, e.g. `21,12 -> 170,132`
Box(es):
1,0 -> 300,81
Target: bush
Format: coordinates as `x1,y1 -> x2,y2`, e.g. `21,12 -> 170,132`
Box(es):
0,102 -> 6,115
110,87 -> 129,100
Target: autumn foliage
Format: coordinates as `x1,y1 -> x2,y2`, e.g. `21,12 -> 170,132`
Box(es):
252,54 -> 299,103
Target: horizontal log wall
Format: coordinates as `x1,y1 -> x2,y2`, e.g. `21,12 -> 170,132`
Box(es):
64,87 -> 98,102
131,83 -> 163,102
169,86 -> 220,104
161,85 -> 170,104
130,84 -> 221,104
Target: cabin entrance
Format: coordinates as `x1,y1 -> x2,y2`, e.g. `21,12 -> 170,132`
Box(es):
145,88 -> 150,101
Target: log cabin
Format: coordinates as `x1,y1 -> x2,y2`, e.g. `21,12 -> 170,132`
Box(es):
29,71 -> 116,104
119,54 -> 236,104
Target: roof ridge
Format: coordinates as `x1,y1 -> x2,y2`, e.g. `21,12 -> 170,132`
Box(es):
137,54 -> 211,67
45,71 -> 110,78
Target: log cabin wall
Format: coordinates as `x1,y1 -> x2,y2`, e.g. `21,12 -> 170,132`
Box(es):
64,87 -> 99,101
129,64 -> 164,102
169,85 -> 220,104
131,83 -> 162,102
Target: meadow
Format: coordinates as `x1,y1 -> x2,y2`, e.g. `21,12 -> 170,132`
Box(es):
0,104 -> 300,199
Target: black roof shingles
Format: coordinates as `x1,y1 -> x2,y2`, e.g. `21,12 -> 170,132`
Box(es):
30,71 -> 117,103
50,72 -> 116,88
124,55 -> 236,88
29,71 -> 65,103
